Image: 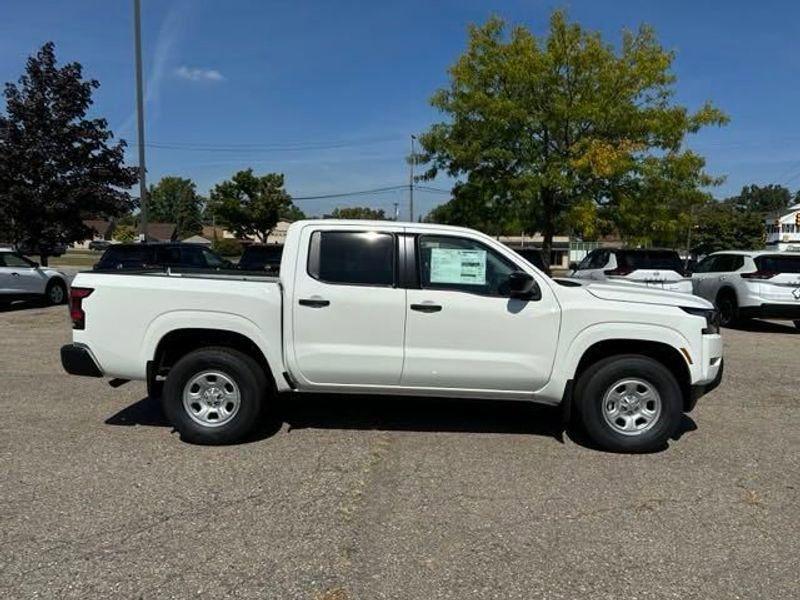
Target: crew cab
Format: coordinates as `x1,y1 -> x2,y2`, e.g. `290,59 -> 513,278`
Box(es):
0,248 -> 69,306
692,250 -> 800,328
570,248 -> 693,294
60,221 -> 723,452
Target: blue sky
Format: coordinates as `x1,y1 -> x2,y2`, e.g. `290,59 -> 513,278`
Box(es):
2,0 -> 799,218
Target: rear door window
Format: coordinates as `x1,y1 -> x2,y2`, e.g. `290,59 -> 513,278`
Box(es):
307,231 -> 395,286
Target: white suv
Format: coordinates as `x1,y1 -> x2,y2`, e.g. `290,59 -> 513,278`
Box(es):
692,251 -> 800,328
0,249 -> 69,307
569,248 -> 693,294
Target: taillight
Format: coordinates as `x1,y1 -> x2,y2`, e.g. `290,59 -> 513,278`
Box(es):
741,271 -> 776,280
69,287 -> 93,330
604,267 -> 635,276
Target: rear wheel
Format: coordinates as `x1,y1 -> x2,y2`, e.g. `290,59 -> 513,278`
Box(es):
575,355 -> 683,453
45,279 -> 67,305
162,347 -> 268,445
715,290 -> 738,327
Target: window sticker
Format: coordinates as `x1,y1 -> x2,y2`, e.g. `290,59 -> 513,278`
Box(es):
430,248 -> 487,285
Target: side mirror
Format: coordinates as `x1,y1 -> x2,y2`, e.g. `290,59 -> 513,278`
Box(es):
507,271 -> 540,299
31,261 -> 40,268
568,261 -> 578,272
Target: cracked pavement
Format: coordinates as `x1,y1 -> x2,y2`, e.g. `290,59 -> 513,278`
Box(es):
1,304 -> 798,599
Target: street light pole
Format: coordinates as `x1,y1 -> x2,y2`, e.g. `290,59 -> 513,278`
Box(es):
134,0 -> 148,241
409,134 -> 416,222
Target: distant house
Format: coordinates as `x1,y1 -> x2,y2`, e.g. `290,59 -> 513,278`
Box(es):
182,235 -> 213,246
73,219 -> 116,249
765,203 -> 800,251
144,223 -> 177,243
201,218 -> 293,245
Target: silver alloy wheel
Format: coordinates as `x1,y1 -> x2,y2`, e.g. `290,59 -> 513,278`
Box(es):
49,284 -> 64,304
601,378 -> 662,436
182,370 -> 241,428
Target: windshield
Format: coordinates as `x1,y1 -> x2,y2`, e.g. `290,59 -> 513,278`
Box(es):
617,250 -> 683,271
755,254 -> 800,273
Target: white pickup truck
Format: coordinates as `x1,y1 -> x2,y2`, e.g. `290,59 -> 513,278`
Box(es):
61,220 -> 723,452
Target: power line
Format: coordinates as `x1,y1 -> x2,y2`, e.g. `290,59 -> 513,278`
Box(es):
291,185 -> 407,201
289,184 -> 451,202
130,134 -> 402,153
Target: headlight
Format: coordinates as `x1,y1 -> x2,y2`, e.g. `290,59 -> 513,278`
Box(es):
680,306 -> 720,335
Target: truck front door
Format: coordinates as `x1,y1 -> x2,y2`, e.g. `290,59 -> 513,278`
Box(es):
401,233 -> 560,393
290,227 -> 406,386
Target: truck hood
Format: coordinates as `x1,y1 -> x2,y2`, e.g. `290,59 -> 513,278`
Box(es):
581,280 -> 713,309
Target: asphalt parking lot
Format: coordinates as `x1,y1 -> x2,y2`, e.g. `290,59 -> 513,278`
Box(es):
1,305 -> 798,599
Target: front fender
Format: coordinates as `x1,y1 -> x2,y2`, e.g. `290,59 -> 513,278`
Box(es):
534,322 -> 698,404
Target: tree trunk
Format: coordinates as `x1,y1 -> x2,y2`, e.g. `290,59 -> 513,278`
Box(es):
39,254 -> 49,267
540,187 -> 556,269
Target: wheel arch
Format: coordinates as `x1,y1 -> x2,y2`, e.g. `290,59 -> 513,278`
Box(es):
152,328 -> 277,392
571,339 -> 693,412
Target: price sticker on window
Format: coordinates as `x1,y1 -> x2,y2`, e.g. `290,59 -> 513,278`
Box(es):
430,248 -> 487,285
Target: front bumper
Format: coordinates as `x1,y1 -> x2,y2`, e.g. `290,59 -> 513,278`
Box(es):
60,344 -> 103,377
739,303 -> 800,320
687,358 -> 724,411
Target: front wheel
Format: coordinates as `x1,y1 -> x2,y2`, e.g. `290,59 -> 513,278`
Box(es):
162,347 -> 268,444
575,355 -> 683,453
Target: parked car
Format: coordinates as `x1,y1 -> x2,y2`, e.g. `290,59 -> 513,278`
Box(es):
238,244 -> 283,274
14,241 -> 68,258
0,249 -> 69,306
94,243 -> 233,271
61,220 -> 723,453
692,251 -> 800,328
512,248 -> 549,275
569,248 -> 693,293
88,240 -> 112,252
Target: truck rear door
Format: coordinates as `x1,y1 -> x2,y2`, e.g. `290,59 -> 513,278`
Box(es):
289,226 -> 406,386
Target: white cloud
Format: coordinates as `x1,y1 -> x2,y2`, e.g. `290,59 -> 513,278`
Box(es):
175,66 -> 225,82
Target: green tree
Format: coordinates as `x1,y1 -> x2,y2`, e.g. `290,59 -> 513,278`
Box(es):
329,206 -> 387,220
726,184 -> 791,215
149,176 -> 203,239
416,12 -> 727,264
209,170 -> 300,242
691,201 -> 764,254
0,43 -> 137,265
113,224 -> 136,243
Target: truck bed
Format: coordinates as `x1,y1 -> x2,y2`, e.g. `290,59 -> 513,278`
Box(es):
71,269 -> 284,381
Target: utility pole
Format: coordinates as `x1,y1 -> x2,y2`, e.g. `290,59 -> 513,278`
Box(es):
409,134 -> 416,222
134,0 -> 148,241
393,202 -> 399,221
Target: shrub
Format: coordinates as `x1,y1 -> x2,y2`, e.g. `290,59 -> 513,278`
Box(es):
212,238 -> 243,256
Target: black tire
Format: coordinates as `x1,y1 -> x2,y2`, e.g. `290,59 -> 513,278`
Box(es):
715,289 -> 738,327
45,278 -> 67,305
575,355 -> 683,453
162,347 -> 269,445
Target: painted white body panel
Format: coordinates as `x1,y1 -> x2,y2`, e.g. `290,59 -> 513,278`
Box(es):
70,221 -> 722,406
